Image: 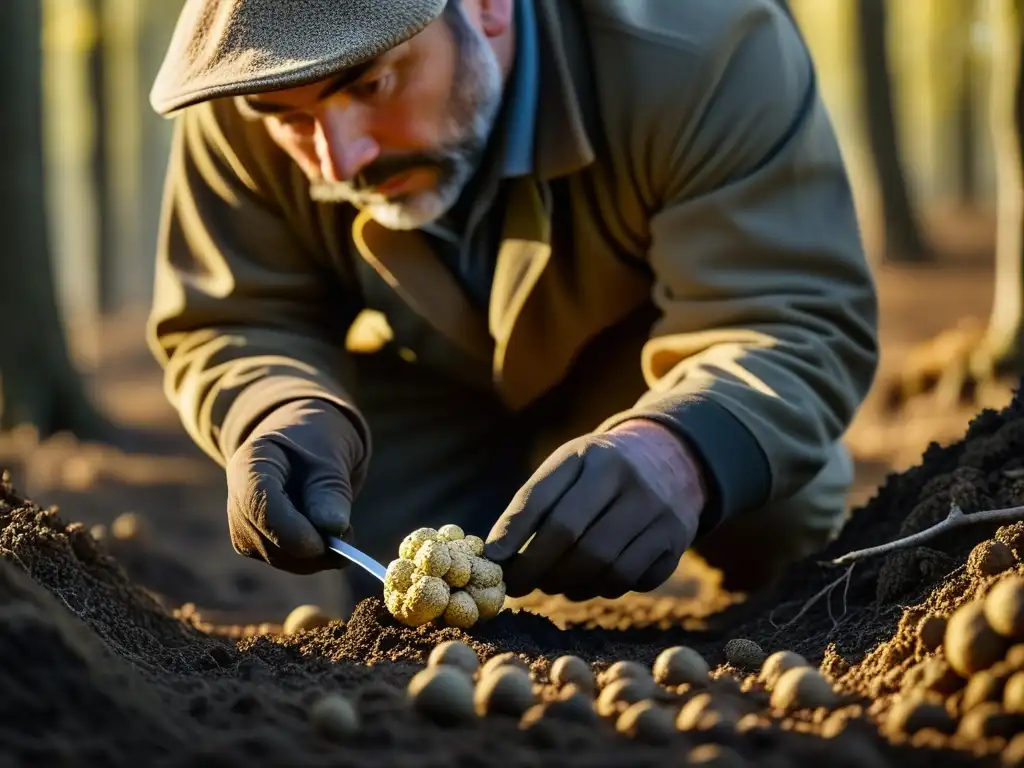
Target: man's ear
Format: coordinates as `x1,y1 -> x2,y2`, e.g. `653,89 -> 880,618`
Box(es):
478,0 -> 514,38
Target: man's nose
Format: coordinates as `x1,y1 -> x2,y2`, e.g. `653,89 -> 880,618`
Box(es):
314,109 -> 379,183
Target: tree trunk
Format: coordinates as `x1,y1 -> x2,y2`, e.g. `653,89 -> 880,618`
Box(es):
0,1 -> 110,438
978,0 -> 1024,378
857,0 -> 934,263
956,5 -> 979,206
87,0 -> 115,314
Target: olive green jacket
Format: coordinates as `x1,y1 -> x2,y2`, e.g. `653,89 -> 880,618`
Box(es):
148,0 -> 878,531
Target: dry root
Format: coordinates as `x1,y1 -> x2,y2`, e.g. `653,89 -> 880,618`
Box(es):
771,501 -> 1024,635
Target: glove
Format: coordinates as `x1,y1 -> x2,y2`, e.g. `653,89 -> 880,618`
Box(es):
484,418 -> 707,600
225,398 -> 367,574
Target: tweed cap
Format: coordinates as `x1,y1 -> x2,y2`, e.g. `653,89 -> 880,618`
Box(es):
150,0 -> 448,116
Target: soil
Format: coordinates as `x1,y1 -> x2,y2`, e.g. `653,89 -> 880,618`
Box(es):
1,382 -> 1022,765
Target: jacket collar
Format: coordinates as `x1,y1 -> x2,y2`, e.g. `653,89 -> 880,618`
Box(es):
351,1 -> 601,407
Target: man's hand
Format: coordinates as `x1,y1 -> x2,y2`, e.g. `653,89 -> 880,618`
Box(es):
484,419 -> 707,600
225,398 -> 366,574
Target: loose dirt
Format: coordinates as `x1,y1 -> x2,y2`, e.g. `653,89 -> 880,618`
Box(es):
3,382 -> 1024,765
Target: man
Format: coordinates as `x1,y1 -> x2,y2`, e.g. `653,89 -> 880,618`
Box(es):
147,0 -> 878,608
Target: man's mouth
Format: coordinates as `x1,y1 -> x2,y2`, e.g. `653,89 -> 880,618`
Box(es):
373,170 -> 419,197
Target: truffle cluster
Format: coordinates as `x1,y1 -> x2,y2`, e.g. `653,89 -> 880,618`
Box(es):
384,525 -> 506,629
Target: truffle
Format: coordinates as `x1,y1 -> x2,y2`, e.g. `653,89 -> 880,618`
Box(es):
427,640 -> 479,676
945,599 -> 1011,677
407,666 -> 476,725
984,577 -> 1024,641
652,646 -> 710,687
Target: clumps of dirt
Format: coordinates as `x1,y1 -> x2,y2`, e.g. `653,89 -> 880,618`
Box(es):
3,382 -> 1024,766
715,384 -> 1024,666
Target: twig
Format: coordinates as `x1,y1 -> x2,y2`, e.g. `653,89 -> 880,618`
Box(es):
829,501 -> 1024,566
768,564 -> 856,631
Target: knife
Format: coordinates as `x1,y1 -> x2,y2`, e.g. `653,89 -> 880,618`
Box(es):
325,535 -> 387,583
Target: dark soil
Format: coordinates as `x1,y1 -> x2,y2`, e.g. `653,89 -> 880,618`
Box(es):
3,385 -> 1024,766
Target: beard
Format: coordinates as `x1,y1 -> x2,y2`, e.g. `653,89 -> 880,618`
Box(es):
309,7 -> 505,230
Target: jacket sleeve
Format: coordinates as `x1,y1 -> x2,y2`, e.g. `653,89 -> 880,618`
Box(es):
147,99 -> 371,474
597,5 -> 879,532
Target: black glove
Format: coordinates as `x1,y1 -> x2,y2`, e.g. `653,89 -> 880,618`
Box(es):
484,422 -> 705,601
225,398 -> 367,574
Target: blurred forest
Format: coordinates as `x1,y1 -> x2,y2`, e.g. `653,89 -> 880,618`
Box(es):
0,0 -> 1022,437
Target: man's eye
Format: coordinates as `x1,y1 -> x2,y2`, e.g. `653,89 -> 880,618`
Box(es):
277,112 -> 314,129
350,73 -> 391,100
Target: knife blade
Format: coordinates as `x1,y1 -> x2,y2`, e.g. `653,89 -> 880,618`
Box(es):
325,536 -> 387,583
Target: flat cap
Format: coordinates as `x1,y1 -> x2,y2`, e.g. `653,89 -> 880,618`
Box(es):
150,0 -> 448,116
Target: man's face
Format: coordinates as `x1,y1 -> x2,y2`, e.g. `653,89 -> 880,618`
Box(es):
238,1 -> 510,230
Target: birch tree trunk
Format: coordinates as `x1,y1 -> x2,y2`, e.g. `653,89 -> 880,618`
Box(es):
857,0 -> 934,263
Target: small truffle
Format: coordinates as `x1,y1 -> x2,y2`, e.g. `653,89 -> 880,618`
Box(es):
1005,672 -> 1024,714
616,699 -> 675,744
758,651 -> 809,691
474,666 -> 536,717
652,646 -> 710,686
451,535 -> 486,557
596,677 -> 656,718
945,599 -> 1011,677
550,655 -> 595,693
676,692 -> 740,732
427,640 -> 479,676
443,550 -> 472,588
967,540 -> 1016,577
961,667 -> 1010,712
1008,645 -> 1024,671
916,615 -> 948,653
402,576 -> 450,626
480,652 -> 530,678
466,583 -> 505,621
520,689 -> 597,727
437,524 -> 465,541
469,557 -> 504,588
398,527 -> 438,560
111,512 -> 148,542
957,701 -> 1020,740
283,605 -> 332,635
885,694 -> 956,736
384,587 -> 404,616
918,658 -> 965,696
687,744 -> 747,767
443,590 -> 479,629
385,558 -> 417,593
463,535 -> 485,557
414,539 -> 453,578
724,639 -> 766,672
309,693 -> 360,740
984,577 -> 1024,641
600,660 -> 651,687
770,667 -> 839,712
407,666 -> 476,725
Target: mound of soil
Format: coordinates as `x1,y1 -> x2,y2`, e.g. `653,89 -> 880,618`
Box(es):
3,384 -> 1024,766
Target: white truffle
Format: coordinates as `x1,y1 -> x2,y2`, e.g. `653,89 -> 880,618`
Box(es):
444,590 -> 480,629
415,539 -> 453,578
283,604 -> 331,635
444,550 -> 472,588
385,558 -> 417,593
449,535 -> 485,557
401,576 -> 451,626
384,587 -> 405,616
437,524 -> 465,542
399,528 -> 438,560
466,583 -> 506,621
469,557 -> 503,589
